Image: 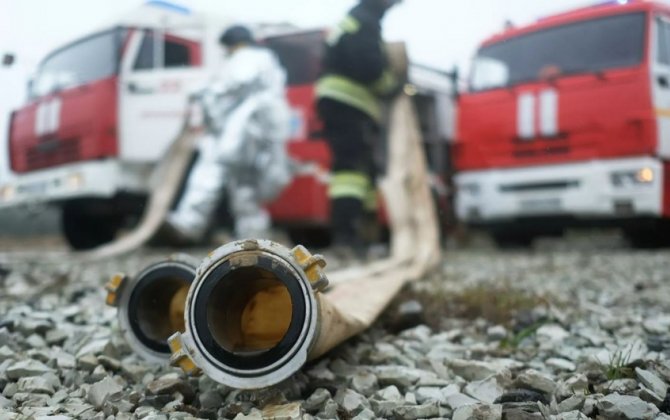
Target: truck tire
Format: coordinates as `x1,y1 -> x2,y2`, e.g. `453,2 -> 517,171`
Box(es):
61,201 -> 121,250
624,225 -> 670,249
491,231 -> 535,249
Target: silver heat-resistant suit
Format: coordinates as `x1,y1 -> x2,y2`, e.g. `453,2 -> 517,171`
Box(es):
168,45 -> 292,240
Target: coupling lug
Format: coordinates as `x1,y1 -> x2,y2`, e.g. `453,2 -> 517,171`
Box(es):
105,273 -> 127,307
290,245 -> 329,292
168,332 -> 201,376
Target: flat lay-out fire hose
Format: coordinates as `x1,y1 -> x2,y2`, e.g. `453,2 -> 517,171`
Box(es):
106,88 -> 441,389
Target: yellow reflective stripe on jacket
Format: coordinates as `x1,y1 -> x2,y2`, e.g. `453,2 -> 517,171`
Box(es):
364,188 -> 378,212
329,171 -> 371,200
371,69 -> 399,96
327,15 -> 361,46
340,15 -> 360,33
316,75 -> 383,122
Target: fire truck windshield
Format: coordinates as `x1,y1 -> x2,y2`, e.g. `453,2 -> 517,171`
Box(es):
471,12 -> 646,92
31,28 -> 126,98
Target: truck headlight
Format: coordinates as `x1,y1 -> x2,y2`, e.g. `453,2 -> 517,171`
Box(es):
66,173 -> 84,190
0,185 -> 15,202
611,168 -> 654,187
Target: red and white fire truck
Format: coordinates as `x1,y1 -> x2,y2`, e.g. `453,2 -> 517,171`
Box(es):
455,0 -> 670,247
0,1 -> 454,249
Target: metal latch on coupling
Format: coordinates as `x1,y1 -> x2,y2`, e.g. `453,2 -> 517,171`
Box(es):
168,332 -> 201,375
290,245 -> 328,292
104,273 -> 127,307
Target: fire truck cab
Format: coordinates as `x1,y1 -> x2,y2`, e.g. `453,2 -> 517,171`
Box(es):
455,0 -> 670,247
1,1 -> 454,249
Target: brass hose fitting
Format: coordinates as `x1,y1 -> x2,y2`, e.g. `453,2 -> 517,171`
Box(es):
106,254 -> 198,362
168,239 -> 328,389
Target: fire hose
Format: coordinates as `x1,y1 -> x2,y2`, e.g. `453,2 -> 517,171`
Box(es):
106,91 -> 440,389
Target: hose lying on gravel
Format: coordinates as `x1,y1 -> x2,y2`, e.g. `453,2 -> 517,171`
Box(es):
107,92 -> 441,389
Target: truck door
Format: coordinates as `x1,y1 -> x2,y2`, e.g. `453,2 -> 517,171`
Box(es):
119,29 -> 205,162
653,15 -> 670,158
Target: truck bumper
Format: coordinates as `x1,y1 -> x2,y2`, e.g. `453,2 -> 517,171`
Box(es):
455,156 -> 664,224
0,161 -> 136,209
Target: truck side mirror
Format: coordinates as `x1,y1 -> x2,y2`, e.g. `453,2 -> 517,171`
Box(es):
447,66 -> 460,100
27,78 -> 35,99
2,53 -> 15,67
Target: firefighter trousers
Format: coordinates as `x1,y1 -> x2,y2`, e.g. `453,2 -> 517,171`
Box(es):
317,98 -> 381,248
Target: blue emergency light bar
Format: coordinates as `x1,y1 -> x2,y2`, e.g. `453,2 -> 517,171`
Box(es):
145,0 -> 191,15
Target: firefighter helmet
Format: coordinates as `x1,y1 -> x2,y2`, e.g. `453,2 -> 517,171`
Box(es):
219,25 -> 254,47
361,0 -> 402,10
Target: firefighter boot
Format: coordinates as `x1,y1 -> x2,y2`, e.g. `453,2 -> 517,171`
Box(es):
330,197 -> 366,261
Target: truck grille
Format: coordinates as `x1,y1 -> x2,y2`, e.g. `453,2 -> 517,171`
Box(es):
25,139 -> 81,171
499,180 -> 579,193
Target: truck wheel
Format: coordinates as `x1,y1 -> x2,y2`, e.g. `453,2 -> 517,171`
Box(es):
61,201 -> 120,250
624,227 -> 669,249
491,231 -> 535,249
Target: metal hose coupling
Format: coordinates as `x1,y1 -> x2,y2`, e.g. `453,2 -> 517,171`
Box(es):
168,239 -> 328,389
105,254 -> 198,362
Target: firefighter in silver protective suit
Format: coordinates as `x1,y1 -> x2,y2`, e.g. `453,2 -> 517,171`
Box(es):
165,25 -> 292,242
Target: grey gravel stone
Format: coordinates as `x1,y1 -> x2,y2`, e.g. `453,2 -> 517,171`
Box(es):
316,399 -> 339,419
546,358 -> 576,372
635,368 -> 667,398
198,390 -> 223,410
6,359 -> 53,380
306,361 -> 336,382
598,378 -> 638,394
557,395 -> 584,412
260,402 -> 303,419
552,411 -> 589,420
87,377 -> 123,409
374,366 -> 421,388
0,395 -> 15,410
445,392 -> 479,410
370,398 -> 401,417
97,356 -> 120,372
515,369 -> 557,395
597,393 -> 658,419
464,375 -> 504,403
536,324 -> 569,342
77,354 -> 99,372
414,387 -> 445,405
393,402 -> 439,419
350,371 -> 378,396
303,388 -> 330,413
487,325 -> 507,341
146,374 -> 194,403
453,403 -> 502,420
0,346 -> 15,363
352,407 -> 376,420
76,339 -> 109,358
2,383 -> 18,399
17,376 -> 55,395
334,388 -> 370,416
449,359 -> 499,381
45,329 -> 68,346
376,385 -> 403,402
638,386 -> 664,405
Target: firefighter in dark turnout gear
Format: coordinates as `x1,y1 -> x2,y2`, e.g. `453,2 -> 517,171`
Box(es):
316,0 -> 402,252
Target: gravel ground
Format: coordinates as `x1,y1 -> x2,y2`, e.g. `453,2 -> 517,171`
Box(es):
0,237 -> 670,419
